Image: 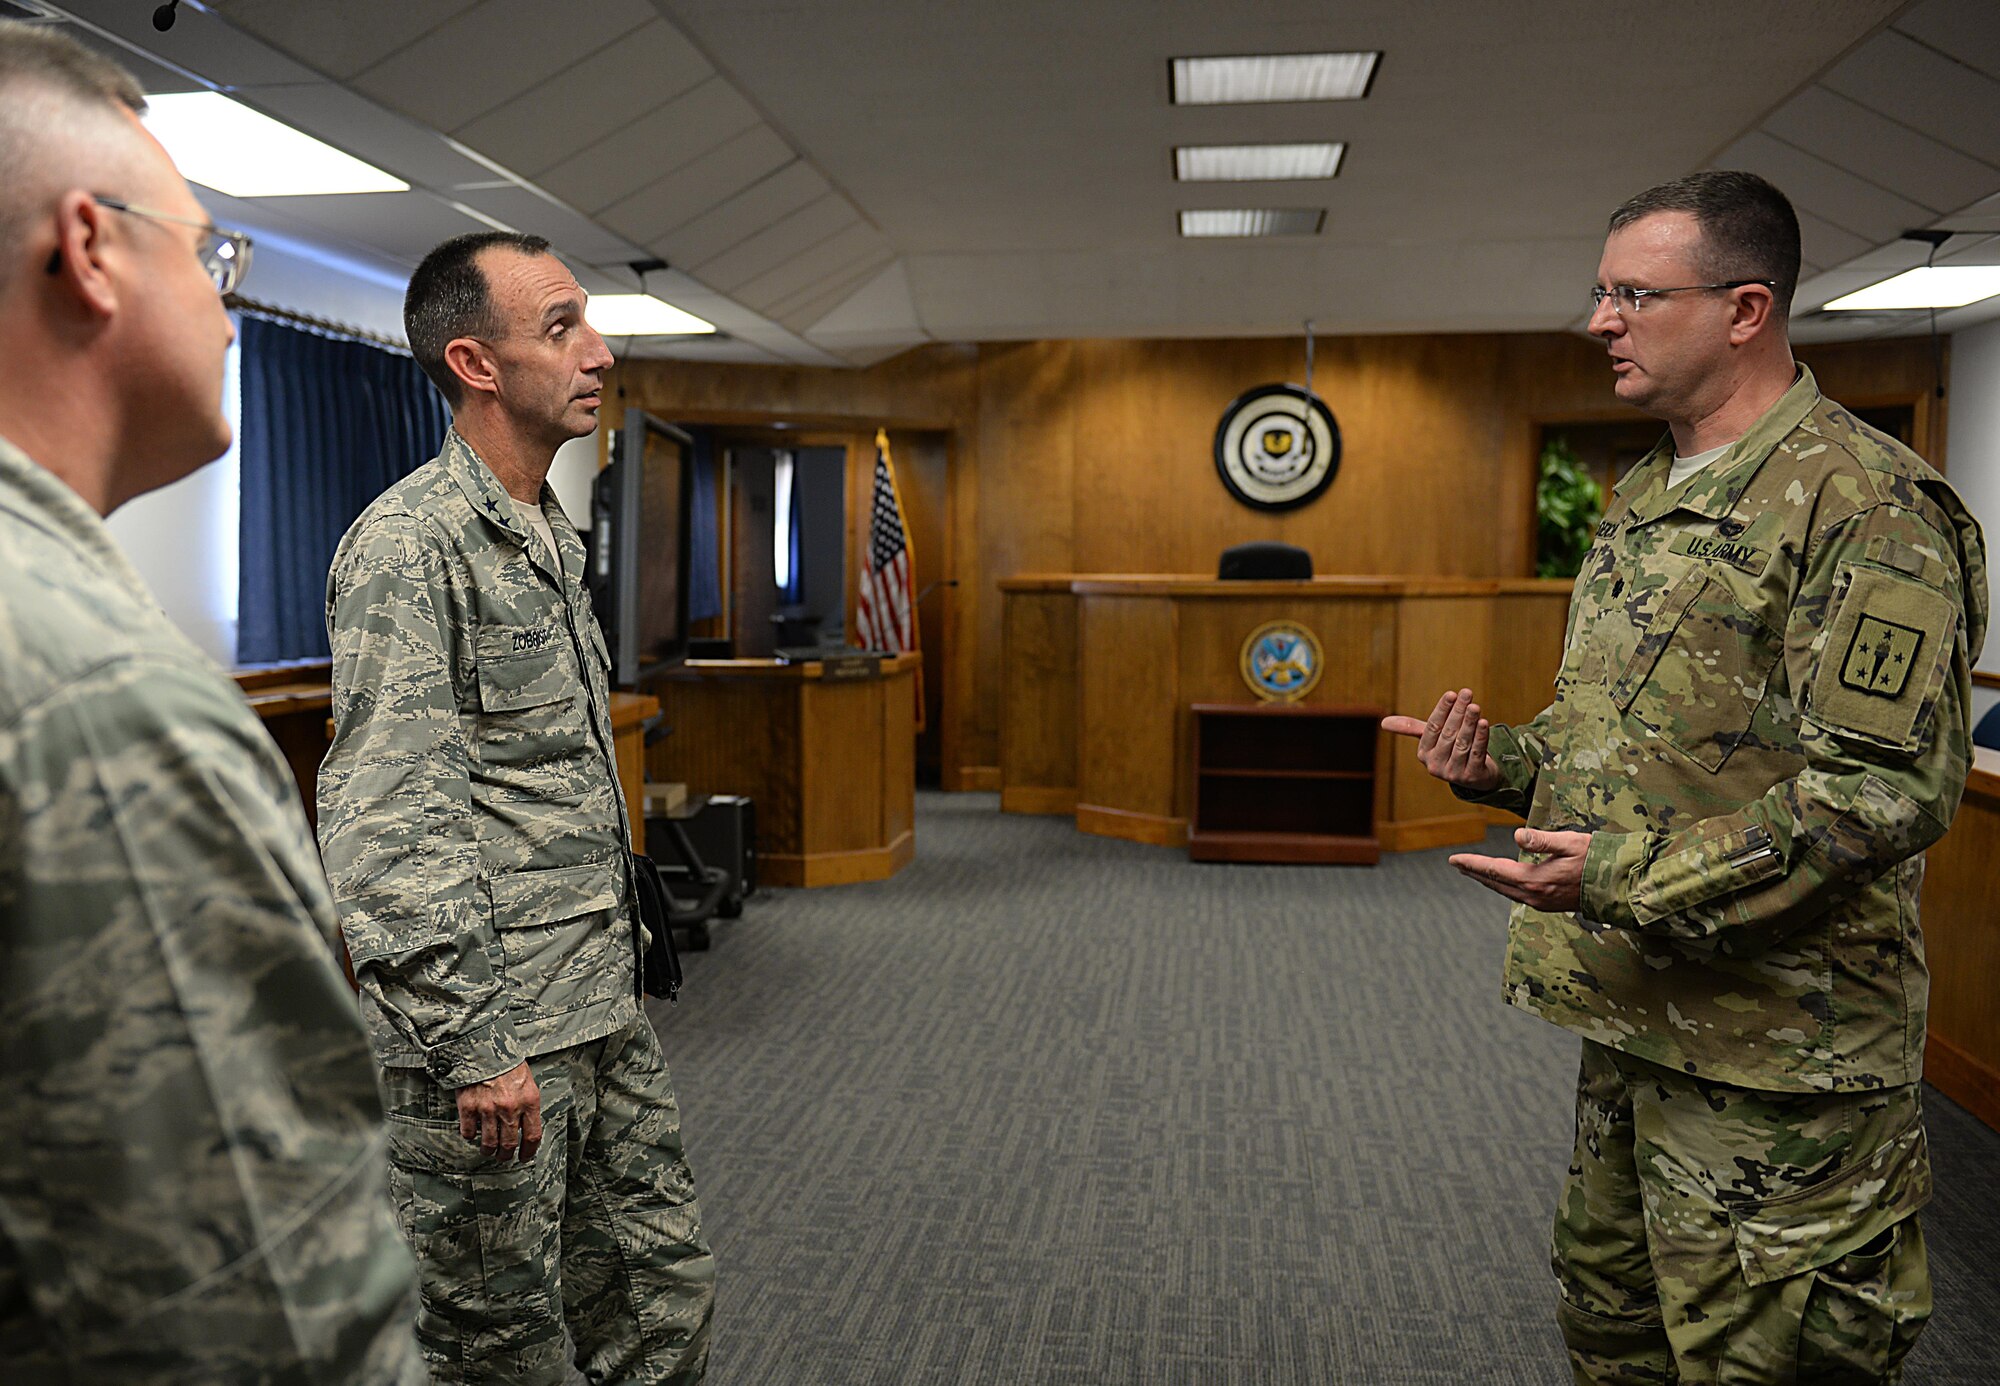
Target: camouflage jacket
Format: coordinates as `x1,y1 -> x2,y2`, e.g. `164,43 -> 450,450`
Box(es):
0,436 -> 419,1382
321,429 -> 639,1086
1468,368 -> 1988,1092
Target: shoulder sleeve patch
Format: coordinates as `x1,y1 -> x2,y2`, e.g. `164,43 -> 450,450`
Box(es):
1808,563 -> 1956,751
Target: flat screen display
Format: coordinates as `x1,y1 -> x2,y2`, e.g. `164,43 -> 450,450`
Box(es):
613,411 -> 693,683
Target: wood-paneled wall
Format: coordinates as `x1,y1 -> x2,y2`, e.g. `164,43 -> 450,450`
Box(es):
612,334 -> 1943,789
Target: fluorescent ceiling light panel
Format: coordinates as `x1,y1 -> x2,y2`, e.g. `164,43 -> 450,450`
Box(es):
1179,208 -> 1325,238
1176,142 -> 1345,181
1821,266 -> 2000,310
143,92 -> 408,197
585,295 -> 716,336
1171,52 -> 1379,104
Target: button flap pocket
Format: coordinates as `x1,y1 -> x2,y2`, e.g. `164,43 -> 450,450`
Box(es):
1730,1120 -> 1929,1287
1615,569 -> 1783,773
476,625 -> 572,712
489,860 -> 622,929
1610,568 -> 1708,711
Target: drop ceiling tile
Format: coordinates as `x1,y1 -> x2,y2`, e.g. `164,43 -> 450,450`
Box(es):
733,224 -> 887,312
350,0 -> 656,134
537,77 -> 762,214
1795,210 -> 1876,272
260,190 -> 500,264
1762,87 -> 2000,217
596,126 -> 795,246
1892,0 -> 2000,85
451,20 -> 711,179
769,254 -> 896,329
659,161 -> 830,268
697,194 -> 860,290
65,26 -> 203,94
1820,29 -> 2000,167
203,0 -> 481,80
59,0 -> 323,86
235,83 -> 502,190
1714,132 -> 1935,243
446,185 -> 640,263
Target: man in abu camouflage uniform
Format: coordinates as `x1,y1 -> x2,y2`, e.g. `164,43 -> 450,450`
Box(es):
1388,172 -> 1986,1381
0,22 -> 421,1382
321,231 -> 714,1384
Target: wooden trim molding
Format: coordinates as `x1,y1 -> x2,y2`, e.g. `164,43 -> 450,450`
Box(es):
1076,803 -> 1186,848
1973,669 -> 2000,692
761,831 -> 915,888
1925,1031 -> 2000,1135
1001,786 -> 1077,816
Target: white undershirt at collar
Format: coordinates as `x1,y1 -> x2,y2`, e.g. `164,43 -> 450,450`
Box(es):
1668,442 -> 1732,490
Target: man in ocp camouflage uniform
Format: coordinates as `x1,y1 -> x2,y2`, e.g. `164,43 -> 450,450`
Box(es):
1388,172 -> 1986,1382
321,232 -> 714,1384
0,22 -> 421,1382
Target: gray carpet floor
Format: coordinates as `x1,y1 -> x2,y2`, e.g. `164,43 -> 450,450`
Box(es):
648,793 -> 2000,1384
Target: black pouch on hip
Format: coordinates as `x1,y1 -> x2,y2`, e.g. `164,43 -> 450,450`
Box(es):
630,853 -> 683,1002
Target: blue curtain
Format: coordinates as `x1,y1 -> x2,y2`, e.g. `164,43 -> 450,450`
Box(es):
236,315 -> 450,664
686,427 -> 722,622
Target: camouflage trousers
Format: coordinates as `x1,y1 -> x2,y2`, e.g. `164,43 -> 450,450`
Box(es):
1553,1040 -> 1931,1384
381,1016 -> 715,1385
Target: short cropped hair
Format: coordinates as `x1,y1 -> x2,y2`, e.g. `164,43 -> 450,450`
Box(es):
0,22 -> 146,271
1608,171 -> 1802,322
404,231 -> 553,407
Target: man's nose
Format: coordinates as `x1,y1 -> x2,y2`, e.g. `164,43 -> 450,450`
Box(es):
1587,295 -> 1624,338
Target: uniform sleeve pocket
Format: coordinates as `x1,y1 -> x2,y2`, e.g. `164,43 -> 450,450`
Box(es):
1630,822 -> 1787,927
1805,563 -> 1955,754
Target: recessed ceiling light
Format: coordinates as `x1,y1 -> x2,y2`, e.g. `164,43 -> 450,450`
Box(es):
142,91 -> 408,197
585,295 -> 716,336
1170,52 -> 1380,105
1176,142 -> 1345,182
1821,266 -> 2000,311
1178,208 -> 1325,238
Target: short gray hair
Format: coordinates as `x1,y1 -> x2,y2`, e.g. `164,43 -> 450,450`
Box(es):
0,21 -> 147,275
1608,171 -> 1801,324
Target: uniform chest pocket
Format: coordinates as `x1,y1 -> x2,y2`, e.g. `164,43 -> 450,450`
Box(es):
475,626 -> 576,713
1611,568 -> 1783,773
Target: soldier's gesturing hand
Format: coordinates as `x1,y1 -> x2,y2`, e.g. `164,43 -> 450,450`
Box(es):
1382,688 -> 1503,792
1450,827 -> 1592,913
457,1061 -> 543,1163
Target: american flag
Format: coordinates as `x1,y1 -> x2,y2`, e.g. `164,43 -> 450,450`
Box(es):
856,429 -> 917,659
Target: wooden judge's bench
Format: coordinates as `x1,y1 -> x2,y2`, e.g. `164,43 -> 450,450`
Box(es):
998,574 -> 1573,853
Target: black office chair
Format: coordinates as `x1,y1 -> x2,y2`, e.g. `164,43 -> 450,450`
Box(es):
1975,701 -> 2000,752
1218,541 -> 1313,580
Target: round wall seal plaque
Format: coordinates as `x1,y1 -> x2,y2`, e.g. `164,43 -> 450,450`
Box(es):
1240,620 -> 1324,702
1213,384 -> 1340,511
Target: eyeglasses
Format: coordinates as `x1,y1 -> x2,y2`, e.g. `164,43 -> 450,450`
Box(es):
1589,279 -> 1775,318
43,195 -> 254,295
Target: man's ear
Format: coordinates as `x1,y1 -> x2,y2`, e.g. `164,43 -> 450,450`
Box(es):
47,190 -> 119,320
1727,283 -> 1777,346
443,335 -> 501,399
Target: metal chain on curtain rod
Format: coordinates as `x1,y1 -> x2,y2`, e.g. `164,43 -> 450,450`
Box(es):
224,293 -> 411,356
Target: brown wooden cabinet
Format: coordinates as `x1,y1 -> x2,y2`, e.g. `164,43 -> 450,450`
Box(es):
1189,703 -> 1384,865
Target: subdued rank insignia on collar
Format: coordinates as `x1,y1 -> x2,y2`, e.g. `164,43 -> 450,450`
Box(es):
1839,616 -> 1923,698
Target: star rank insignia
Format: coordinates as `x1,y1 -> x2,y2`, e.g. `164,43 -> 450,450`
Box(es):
1839,615 -> 1924,698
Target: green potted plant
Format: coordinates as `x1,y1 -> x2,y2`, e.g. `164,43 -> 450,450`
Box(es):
1536,434 -> 1604,578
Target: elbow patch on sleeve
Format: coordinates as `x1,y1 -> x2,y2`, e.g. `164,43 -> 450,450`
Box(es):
1806,563 -> 1956,753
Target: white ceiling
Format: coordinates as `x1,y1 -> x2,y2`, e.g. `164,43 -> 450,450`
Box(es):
27,0 -> 2000,363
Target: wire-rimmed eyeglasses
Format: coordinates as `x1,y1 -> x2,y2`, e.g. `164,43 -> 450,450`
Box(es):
1590,279 -> 1775,318
45,195 -> 254,295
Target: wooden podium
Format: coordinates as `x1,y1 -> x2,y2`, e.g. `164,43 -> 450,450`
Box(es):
646,655 -> 919,887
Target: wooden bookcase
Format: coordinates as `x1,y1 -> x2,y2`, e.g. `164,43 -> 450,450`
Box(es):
1189,703 -> 1384,865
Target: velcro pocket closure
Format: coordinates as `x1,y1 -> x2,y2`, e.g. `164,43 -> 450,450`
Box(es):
489,860 -> 621,930
1806,563 -> 1955,753
475,625 -> 573,712
1730,1119 -> 1929,1287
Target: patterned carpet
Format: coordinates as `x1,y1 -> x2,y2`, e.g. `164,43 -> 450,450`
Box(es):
647,793 -> 2000,1384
